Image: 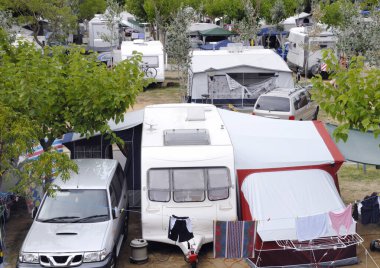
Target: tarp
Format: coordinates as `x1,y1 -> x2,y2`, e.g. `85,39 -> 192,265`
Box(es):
217,109 -> 336,169
62,109 -> 144,143
200,39 -> 232,50
325,123 -> 380,165
241,169 -> 355,241
188,23 -> 219,36
190,49 -> 292,74
199,27 -> 236,37
257,27 -> 288,37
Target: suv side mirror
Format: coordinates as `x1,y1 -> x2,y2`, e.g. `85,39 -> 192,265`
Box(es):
112,207 -> 120,219
32,206 -> 38,219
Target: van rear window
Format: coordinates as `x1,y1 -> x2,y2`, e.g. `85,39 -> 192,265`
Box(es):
255,96 -> 290,112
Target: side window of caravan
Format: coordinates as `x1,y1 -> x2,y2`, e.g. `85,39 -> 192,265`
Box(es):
173,169 -> 205,202
207,168 -> 230,201
148,169 -> 170,202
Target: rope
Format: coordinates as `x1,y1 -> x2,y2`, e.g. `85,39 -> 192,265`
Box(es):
360,243 -> 380,268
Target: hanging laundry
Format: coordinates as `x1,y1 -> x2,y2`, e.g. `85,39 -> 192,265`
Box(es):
329,204 -> 354,236
295,213 -> 328,241
361,196 -> 380,225
352,202 -> 359,221
213,220 -> 256,259
168,215 -> 194,243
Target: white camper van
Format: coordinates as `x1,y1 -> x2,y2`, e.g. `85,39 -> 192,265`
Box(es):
121,40 -> 165,83
287,26 -> 337,76
141,103 -> 237,266
88,14 -> 119,52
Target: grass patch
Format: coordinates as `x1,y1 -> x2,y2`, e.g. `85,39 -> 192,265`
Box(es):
338,163 -> 380,182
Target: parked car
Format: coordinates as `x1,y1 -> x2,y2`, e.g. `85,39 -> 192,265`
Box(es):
252,87 -> 319,120
17,159 -> 128,268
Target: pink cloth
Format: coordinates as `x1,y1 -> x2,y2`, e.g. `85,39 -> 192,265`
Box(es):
328,204 -> 353,236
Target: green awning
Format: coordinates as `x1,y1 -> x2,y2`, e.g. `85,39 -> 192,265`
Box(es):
325,123 -> 380,165
199,28 -> 236,37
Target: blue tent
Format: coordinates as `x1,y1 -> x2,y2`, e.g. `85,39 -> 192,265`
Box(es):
257,27 -> 288,37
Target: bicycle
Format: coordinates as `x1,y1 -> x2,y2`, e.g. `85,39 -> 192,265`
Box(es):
141,63 -> 157,79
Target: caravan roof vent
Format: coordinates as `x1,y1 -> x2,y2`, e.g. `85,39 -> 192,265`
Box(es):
186,107 -> 205,121
164,129 -> 210,146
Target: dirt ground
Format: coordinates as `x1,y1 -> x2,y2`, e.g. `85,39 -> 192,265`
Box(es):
3,85 -> 380,267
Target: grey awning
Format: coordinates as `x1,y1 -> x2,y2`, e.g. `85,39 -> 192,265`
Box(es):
325,123 -> 380,165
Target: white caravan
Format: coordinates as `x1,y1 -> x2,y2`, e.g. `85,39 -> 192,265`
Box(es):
141,103 -> 237,265
287,26 -> 337,76
88,14 -> 119,51
121,40 -> 165,83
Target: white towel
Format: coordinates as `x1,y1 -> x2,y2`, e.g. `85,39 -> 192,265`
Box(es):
296,213 -> 328,241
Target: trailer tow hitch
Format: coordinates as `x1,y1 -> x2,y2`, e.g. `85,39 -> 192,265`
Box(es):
185,242 -> 198,267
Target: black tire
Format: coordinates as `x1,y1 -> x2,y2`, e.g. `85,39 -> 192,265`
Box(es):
110,251 -> 117,268
370,240 -> 377,252
313,106 -> 319,120
310,64 -> 320,77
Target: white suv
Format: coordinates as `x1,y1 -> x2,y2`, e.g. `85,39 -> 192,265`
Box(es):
17,159 -> 128,268
253,87 -> 319,120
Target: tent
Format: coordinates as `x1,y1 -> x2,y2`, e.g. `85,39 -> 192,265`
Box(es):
218,109 -> 359,267
199,39 -> 232,50
63,110 -> 144,207
188,49 -> 294,107
199,27 -> 236,43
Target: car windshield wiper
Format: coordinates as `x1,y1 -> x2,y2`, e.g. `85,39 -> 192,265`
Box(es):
40,216 -> 80,223
73,214 -> 109,223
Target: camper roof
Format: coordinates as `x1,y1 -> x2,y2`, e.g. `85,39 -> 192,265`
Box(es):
190,49 -> 291,74
142,104 -> 232,147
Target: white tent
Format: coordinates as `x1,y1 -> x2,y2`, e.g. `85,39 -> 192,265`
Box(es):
188,49 -> 294,107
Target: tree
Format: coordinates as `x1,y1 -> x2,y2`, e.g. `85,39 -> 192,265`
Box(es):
165,6 -> 193,101
311,50 -> 380,142
1,0 -> 78,46
235,0 -> 260,46
125,0 -> 148,21
270,0 -> 286,25
100,0 -> 123,54
321,0 -> 380,67
0,39 -> 146,153
78,0 -> 107,21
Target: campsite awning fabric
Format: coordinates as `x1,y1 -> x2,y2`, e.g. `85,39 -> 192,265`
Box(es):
257,27 -> 289,37
325,123 -> 380,165
199,27 -> 236,37
217,109 -> 339,169
62,109 -> 144,143
190,49 -> 292,74
241,169 -> 355,241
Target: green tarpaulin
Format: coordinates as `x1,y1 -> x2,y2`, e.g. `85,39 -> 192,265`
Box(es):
199,28 -> 236,37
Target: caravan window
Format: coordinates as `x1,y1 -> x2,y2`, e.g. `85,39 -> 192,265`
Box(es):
207,168 -> 230,201
173,169 -> 205,202
148,169 -> 170,202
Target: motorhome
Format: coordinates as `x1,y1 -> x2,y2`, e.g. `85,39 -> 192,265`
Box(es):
121,40 -> 165,83
287,26 -> 337,76
140,103 -> 237,265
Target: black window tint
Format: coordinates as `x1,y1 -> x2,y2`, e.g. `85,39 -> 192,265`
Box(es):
111,174 -> 122,205
116,165 -> 125,190
256,96 -> 290,112
109,186 -> 118,208
298,93 -> 308,109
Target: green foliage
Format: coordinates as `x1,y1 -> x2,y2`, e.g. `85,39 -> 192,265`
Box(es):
1,0 -> 78,46
311,50 -> 380,142
320,0 -> 356,27
271,0 -> 286,25
125,0 -> 148,21
0,40 -> 146,150
166,6 -> 192,100
79,0 -> 107,21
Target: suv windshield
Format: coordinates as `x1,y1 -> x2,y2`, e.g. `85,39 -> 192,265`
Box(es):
255,96 -> 290,112
37,189 -> 110,223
